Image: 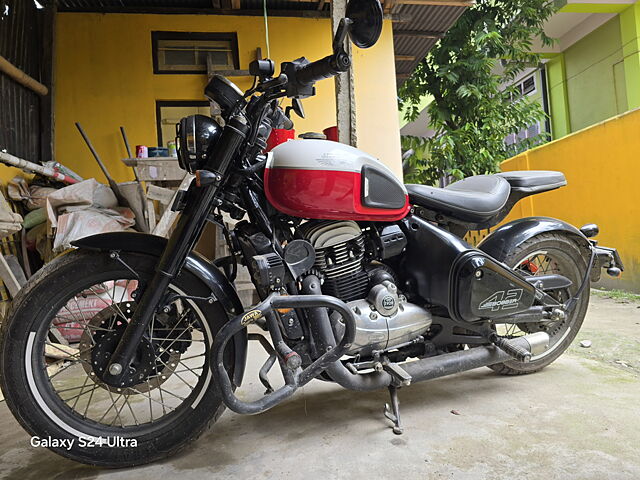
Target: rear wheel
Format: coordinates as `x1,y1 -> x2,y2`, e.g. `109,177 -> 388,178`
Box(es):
488,232 -> 589,375
0,250 -> 234,467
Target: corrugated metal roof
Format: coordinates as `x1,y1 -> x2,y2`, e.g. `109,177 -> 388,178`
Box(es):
392,3 -> 465,83
49,0 -> 466,82
52,0 -> 325,11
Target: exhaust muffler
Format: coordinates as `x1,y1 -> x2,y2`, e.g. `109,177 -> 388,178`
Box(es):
402,332 -> 550,384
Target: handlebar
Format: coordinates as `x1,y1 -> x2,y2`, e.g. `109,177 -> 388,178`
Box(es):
295,52 -> 351,86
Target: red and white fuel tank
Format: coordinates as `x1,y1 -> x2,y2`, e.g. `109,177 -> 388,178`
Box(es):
264,139 -> 410,221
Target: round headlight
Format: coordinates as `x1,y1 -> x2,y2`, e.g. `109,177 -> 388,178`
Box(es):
176,114 -> 222,173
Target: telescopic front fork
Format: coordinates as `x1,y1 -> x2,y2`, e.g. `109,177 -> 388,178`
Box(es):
103,115 -> 249,387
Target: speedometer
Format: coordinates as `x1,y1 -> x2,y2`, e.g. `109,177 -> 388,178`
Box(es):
205,75 -> 246,115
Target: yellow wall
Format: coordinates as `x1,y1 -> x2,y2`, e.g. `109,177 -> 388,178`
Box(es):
46,13 -> 401,184
353,20 -> 402,179
500,107 -> 640,292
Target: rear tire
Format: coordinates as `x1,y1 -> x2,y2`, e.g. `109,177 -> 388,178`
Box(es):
0,250 -> 234,467
487,232 -> 589,375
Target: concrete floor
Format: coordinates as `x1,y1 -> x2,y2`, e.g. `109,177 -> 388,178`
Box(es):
1,295 -> 639,480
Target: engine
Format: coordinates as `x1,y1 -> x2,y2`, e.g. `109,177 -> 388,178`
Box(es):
300,220 -> 432,356
300,221 -> 369,302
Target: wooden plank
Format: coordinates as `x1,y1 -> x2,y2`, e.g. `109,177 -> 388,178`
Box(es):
48,328 -> 69,346
209,69 -> 250,77
122,158 -> 185,182
147,199 -> 157,231
56,6 -> 331,18
231,0 -> 241,8
0,253 -> 21,297
318,0 -> 327,10
146,184 -> 175,205
397,0 -> 474,6
395,54 -> 416,61
384,0 -> 396,13
394,29 -> 445,39
45,342 -> 78,360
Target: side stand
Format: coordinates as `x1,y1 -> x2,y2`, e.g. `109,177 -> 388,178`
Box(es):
383,385 -> 403,435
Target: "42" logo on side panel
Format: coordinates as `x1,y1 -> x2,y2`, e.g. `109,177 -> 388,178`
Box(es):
478,289 -> 523,312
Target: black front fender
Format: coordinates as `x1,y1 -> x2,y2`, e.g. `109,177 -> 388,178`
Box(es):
72,231 -> 247,387
478,216 -> 590,261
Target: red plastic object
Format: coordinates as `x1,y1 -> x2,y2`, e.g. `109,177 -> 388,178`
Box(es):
265,128 -> 295,152
323,126 -> 338,142
264,167 -> 410,222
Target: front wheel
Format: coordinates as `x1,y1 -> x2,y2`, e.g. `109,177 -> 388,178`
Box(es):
488,232 -> 590,375
0,250 -> 234,467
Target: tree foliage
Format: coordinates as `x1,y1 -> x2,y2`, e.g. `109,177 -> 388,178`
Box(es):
399,0 -> 557,186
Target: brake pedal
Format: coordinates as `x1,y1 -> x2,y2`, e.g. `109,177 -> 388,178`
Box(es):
383,362 -> 412,386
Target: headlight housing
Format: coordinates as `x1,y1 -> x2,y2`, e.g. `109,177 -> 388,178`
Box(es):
176,114 -> 222,173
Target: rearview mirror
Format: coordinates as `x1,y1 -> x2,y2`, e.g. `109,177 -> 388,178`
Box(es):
345,0 -> 383,48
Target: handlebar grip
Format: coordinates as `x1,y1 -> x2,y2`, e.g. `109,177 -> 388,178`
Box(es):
295,52 -> 351,85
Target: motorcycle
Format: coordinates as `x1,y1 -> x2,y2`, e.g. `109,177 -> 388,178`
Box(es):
0,0 -> 624,467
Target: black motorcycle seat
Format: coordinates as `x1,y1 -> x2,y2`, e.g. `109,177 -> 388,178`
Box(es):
406,175 -> 511,223
496,170 -> 567,193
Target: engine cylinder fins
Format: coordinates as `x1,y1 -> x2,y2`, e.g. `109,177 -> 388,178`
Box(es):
300,220 -> 368,301
322,269 -> 369,302
300,220 -> 363,248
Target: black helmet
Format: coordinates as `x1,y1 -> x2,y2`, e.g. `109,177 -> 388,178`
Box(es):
176,114 -> 222,173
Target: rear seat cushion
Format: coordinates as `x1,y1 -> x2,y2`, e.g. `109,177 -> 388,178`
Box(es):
497,170 -> 567,193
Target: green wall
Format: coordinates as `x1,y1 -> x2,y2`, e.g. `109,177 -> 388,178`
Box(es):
564,16 -> 628,132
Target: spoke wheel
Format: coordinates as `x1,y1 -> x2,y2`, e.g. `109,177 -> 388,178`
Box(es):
488,232 -> 589,375
46,283 -> 208,427
0,250 -> 235,467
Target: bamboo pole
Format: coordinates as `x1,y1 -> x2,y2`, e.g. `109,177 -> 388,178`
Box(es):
0,151 -> 78,184
0,55 -> 49,96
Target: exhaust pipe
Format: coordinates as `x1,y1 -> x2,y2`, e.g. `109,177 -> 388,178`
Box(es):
302,275 -> 550,390
402,332 -> 549,383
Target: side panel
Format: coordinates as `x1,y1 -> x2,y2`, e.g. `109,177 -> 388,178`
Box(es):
400,215 -> 472,307
71,231 -> 247,387
478,216 -> 590,260
401,215 -> 538,323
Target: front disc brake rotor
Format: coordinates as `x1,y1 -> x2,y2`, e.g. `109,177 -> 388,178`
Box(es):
80,302 -> 179,395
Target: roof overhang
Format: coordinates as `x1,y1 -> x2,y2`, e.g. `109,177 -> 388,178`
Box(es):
531,0 -> 632,54
46,0 -> 468,86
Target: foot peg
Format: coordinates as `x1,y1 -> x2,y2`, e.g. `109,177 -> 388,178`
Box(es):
490,333 -> 532,363
384,385 -> 403,435
383,362 -> 412,386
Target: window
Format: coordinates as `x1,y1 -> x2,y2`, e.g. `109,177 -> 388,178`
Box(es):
514,73 -> 537,97
505,121 -> 543,155
152,32 -> 239,74
156,101 -> 211,147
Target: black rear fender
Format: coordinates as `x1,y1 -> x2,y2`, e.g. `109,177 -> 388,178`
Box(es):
477,216 -> 591,261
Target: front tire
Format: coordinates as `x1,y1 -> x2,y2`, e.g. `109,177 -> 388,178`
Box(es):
488,232 -> 590,375
0,250 -> 234,467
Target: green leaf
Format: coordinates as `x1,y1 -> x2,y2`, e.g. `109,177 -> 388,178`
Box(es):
398,0 -> 557,186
